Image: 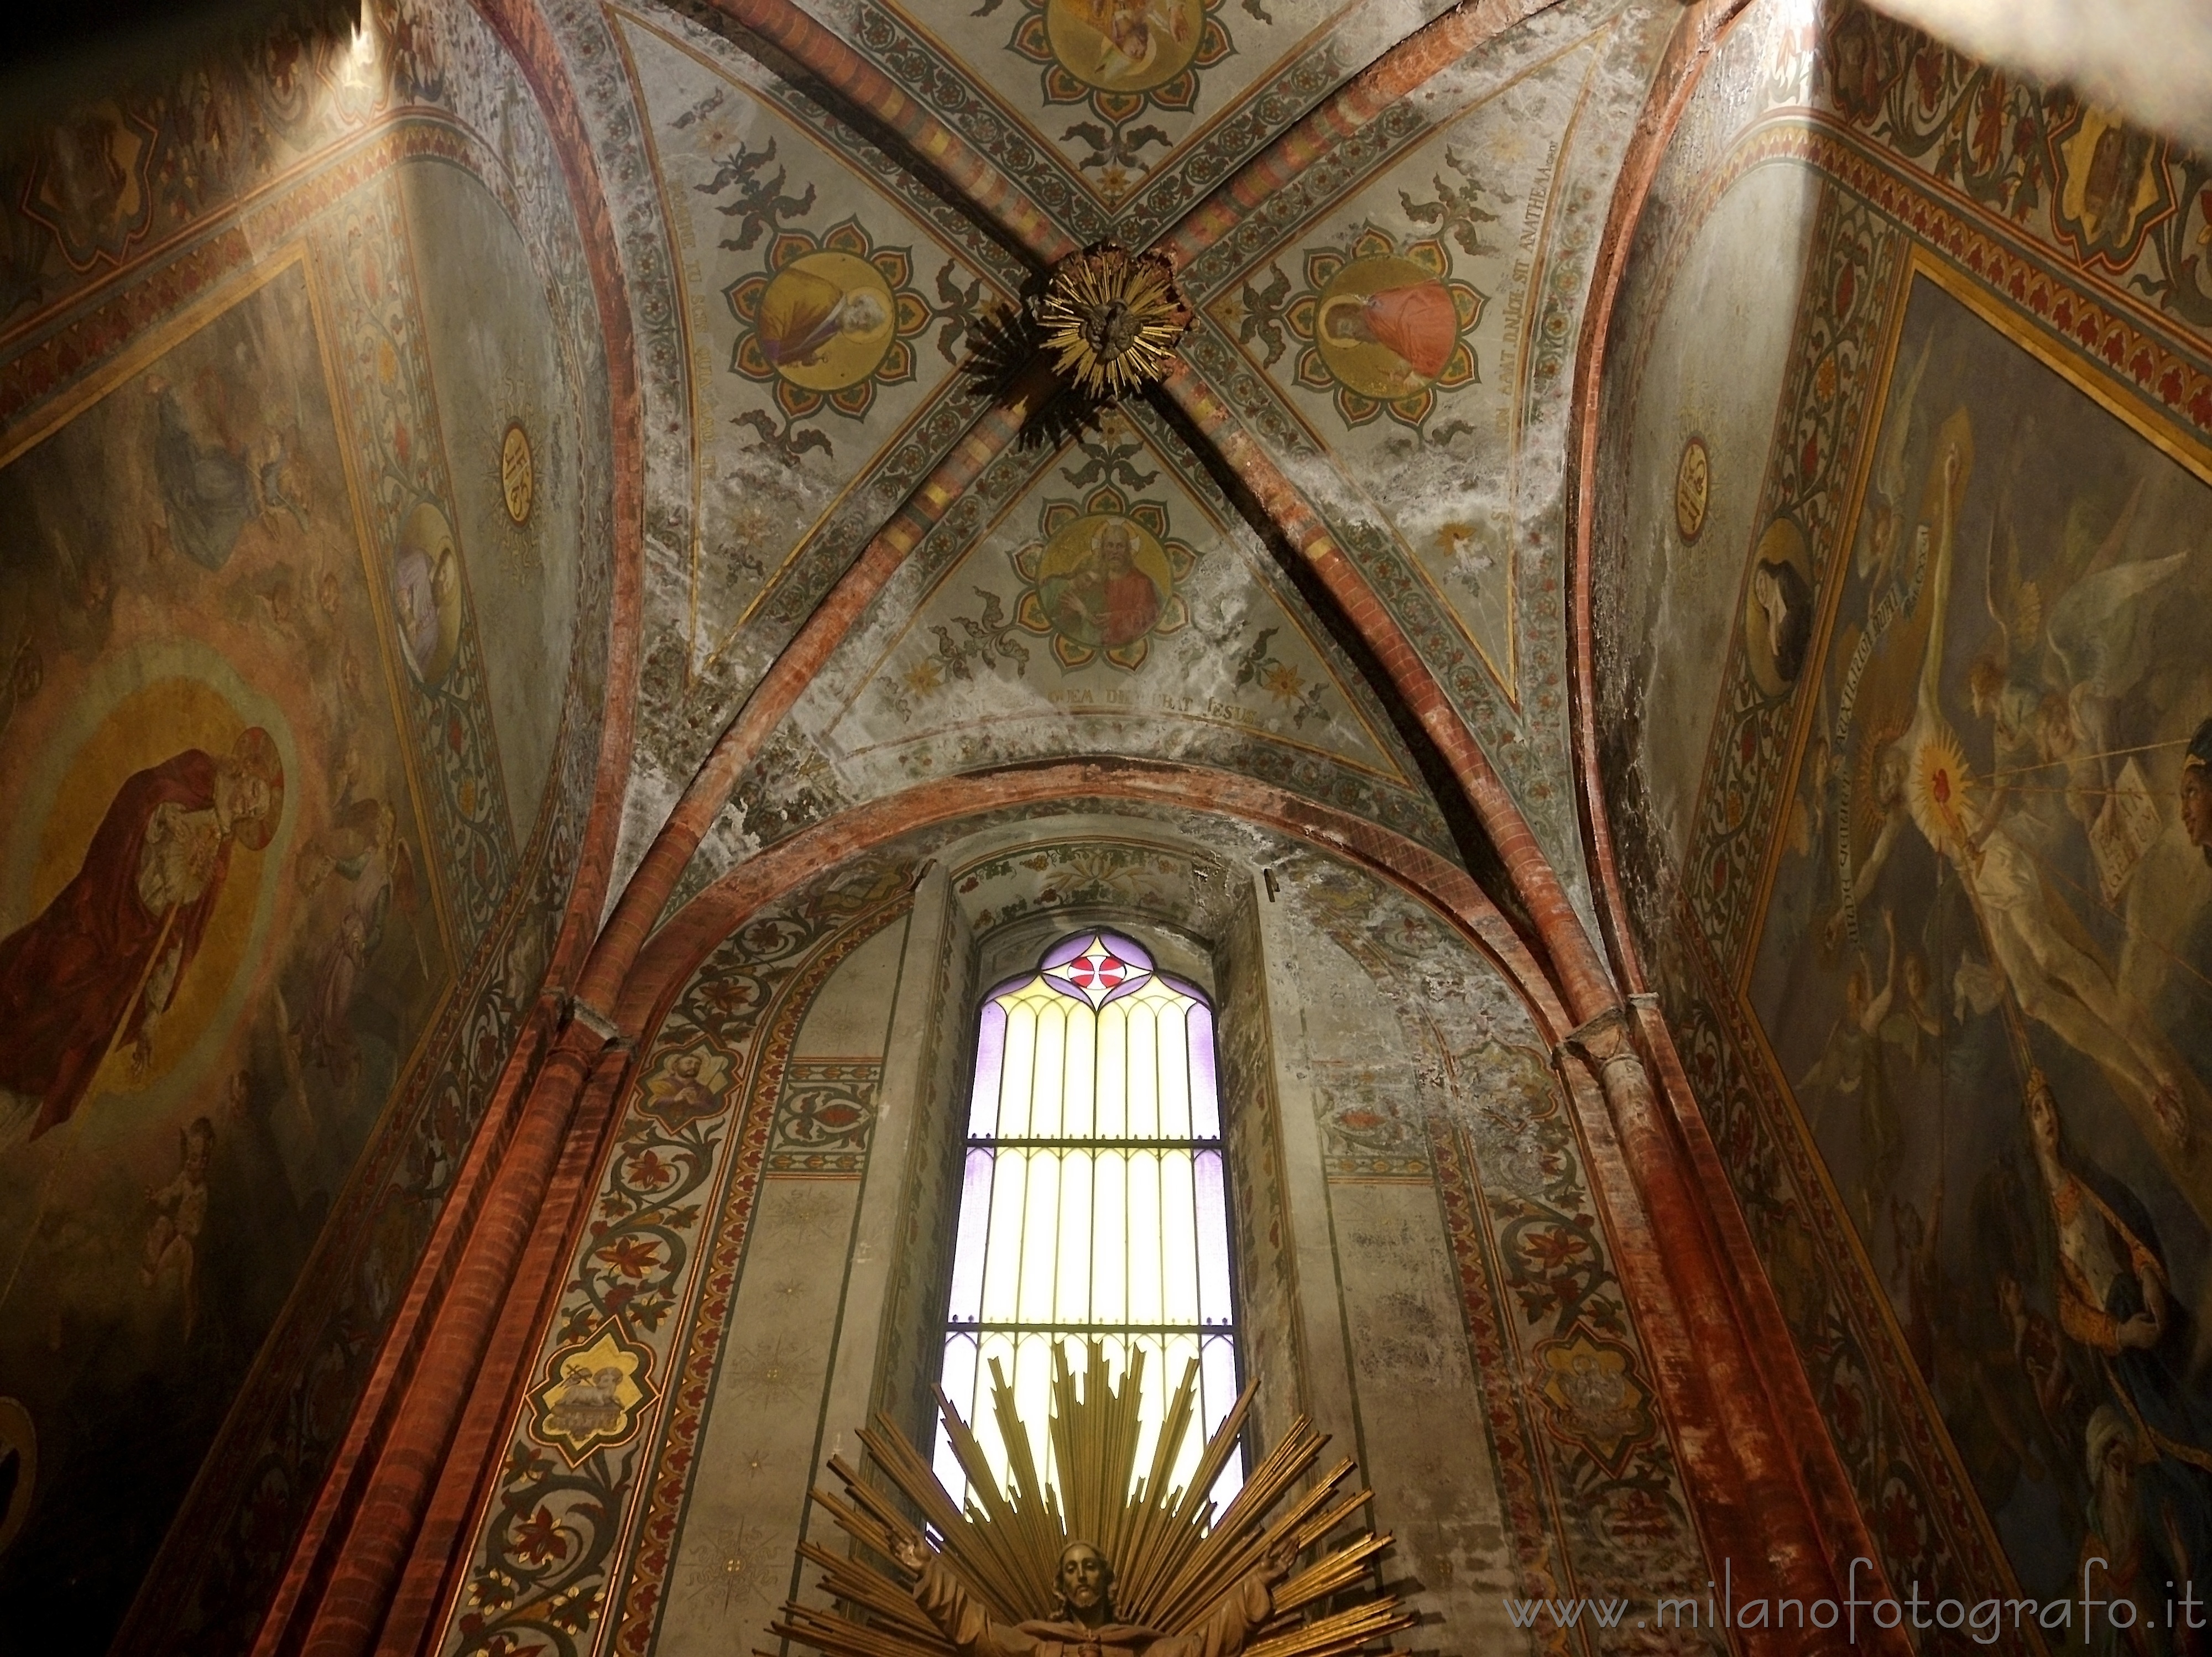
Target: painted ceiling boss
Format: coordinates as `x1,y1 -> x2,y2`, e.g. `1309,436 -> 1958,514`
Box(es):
1039,246 -> 1192,401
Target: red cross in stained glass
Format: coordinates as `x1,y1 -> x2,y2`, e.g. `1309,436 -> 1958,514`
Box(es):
1047,938 -> 1136,1006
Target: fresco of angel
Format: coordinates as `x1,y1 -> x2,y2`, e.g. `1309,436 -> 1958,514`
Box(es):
1751,269 -> 2212,1619
1828,436 -> 2195,1149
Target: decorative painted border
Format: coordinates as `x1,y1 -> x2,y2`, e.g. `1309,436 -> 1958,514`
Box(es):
435,860 -> 911,1657
2,15 -> 625,1646
612,907 -> 904,1653
745,400 -> 1457,863
607,2 -> 1025,698
1299,874 -> 1717,1639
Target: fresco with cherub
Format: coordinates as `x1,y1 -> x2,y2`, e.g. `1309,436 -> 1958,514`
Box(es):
0,262 -> 457,1624
1746,265 -> 2212,1608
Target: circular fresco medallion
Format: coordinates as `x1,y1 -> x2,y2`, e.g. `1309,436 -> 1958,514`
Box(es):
1674,435 -> 1709,543
1312,254 -> 1463,404
1044,0 -> 1206,93
500,422 -> 534,526
392,501 -> 461,686
753,251 -> 898,393
1745,515 -> 1814,695
1033,513 -> 1176,654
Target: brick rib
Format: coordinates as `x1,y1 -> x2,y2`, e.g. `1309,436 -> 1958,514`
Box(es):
375,1041 -> 637,1657
1561,0 -> 1905,1632
1157,362 -> 1614,1020
486,0 -> 647,993
248,997 -> 557,1657
1156,0 -> 1553,271
575,360 -> 1060,1015
1159,353 -> 1883,1642
253,0 -> 643,1644
297,1020 -> 604,1657
704,0 -> 1076,265
614,757 -> 1551,1039
268,0 -> 1902,1642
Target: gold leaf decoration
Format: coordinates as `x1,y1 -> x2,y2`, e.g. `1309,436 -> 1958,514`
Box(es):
1039,248 -> 1192,401
765,1344 -> 1411,1657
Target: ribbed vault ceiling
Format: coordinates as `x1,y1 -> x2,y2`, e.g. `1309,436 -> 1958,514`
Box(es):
543,0 -> 1685,970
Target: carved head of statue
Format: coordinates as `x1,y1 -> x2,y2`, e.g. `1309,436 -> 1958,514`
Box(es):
1057,1541 -> 1113,1626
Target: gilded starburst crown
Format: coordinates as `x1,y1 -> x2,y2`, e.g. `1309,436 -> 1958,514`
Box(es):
1039,245 -> 1192,401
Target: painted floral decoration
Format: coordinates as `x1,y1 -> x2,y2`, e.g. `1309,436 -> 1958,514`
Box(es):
1013,0 -> 1231,123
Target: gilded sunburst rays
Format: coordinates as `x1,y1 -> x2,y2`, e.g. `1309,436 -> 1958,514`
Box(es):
768,1344 -> 1414,1657
1039,247 -> 1192,401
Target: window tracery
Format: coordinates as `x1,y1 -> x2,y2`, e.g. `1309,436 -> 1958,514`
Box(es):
935,930 -> 1241,1508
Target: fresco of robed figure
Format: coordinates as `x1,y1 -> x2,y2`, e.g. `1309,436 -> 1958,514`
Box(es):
1046,0 -> 1204,94
1040,516 -> 1166,653
1749,264 -> 2212,1607
0,263 -> 451,1645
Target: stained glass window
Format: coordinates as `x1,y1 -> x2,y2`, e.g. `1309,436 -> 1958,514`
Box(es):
935,931 -> 1242,1511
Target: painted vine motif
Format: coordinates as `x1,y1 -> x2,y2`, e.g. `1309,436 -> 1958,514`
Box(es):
1290,861 -> 1717,1639
1811,0 -> 2212,333
440,859 -> 912,1657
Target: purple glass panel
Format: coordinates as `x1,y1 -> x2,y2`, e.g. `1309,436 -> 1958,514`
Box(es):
1041,932 -> 1158,1008
935,1332 -> 980,1495
1041,932 -> 1099,969
970,1000 -> 1009,1137
1092,931 -> 1153,971
945,1148 -> 995,1322
1193,1151 -> 1230,1324
1199,1334 -> 1244,1503
1185,1002 -> 1219,1138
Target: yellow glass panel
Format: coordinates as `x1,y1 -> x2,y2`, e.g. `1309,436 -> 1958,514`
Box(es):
1056,1149 -> 1094,1323
1095,997 -> 1128,1137
1091,1151 -> 1128,1324
1019,1149 -> 1061,1323
1063,1001 -> 1097,1137
1156,997 -> 1191,1139
1126,997 -> 1159,1138
1034,996 -> 1070,1137
1128,1151 -> 1162,1324
979,1148 -> 1028,1324
935,1332 -> 980,1495
969,1330 -> 1019,1495
1160,1149 -> 1198,1324
998,994 -> 1039,1138
1158,1333 -> 1205,1494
